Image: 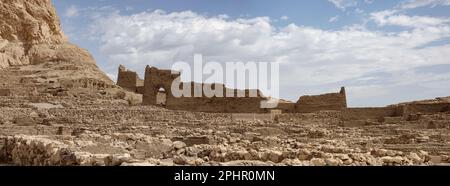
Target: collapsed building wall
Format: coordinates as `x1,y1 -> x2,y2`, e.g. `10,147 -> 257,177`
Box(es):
0,89 -> 11,96
295,87 -> 347,113
275,102 -> 296,113
115,65 -> 349,114
403,103 -> 450,115
117,65 -> 144,94
142,66 -> 266,113
341,106 -> 403,127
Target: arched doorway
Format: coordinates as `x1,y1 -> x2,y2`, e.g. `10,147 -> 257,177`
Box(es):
156,87 -> 167,106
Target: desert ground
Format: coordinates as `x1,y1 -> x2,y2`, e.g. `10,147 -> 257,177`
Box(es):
1,64 -> 450,166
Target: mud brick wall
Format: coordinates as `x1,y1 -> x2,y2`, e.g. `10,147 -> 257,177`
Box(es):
341,107 -> 399,121
0,89 -> 11,96
403,103 -> 450,115
143,66 -> 266,113
276,102 -> 296,113
132,65 -> 349,114
166,97 -> 265,113
136,86 -> 145,94
341,107 -> 400,127
295,87 -> 347,113
117,65 -> 144,92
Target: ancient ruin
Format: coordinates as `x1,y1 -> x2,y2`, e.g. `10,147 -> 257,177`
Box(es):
1,0 -> 450,167
117,65 -> 348,114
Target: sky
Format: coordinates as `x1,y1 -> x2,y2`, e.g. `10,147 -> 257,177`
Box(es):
51,0 -> 450,107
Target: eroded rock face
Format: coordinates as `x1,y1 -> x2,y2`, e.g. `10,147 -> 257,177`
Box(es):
1,0 -> 64,66
0,0 -> 66,44
0,0 -> 111,84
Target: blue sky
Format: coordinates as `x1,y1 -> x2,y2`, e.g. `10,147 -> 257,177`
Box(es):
51,0 -> 450,106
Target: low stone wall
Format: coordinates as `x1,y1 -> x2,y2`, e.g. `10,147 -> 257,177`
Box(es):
294,87 -> 347,113
0,89 -> 11,96
404,103 -> 450,115
341,107 -> 400,127
342,107 -> 399,120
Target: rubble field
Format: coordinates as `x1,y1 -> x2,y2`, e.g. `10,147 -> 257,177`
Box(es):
1,66 -> 449,166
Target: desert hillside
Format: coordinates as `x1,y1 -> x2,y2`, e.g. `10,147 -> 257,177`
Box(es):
0,0 -> 112,84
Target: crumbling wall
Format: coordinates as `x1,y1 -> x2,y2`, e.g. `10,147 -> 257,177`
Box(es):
0,89 -> 11,96
142,66 -> 266,113
167,96 -> 265,113
142,66 -> 179,106
341,107 -> 400,127
137,65 -> 350,114
403,103 -> 450,115
117,65 -> 144,93
295,87 -> 347,113
60,78 -> 114,89
165,84 -> 265,113
275,102 -> 296,113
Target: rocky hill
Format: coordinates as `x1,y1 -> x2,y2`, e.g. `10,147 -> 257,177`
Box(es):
0,0 -> 112,84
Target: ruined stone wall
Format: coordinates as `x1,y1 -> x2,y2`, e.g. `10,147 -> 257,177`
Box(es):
117,65 -> 144,93
165,84 -> 265,113
60,78 -> 115,89
136,65 -> 352,113
276,102 -> 296,113
167,96 -> 265,113
403,103 -> 450,115
342,107 -> 399,121
341,107 -> 400,127
0,89 -> 11,96
142,66 -> 266,113
295,87 -> 347,113
142,66 -> 179,106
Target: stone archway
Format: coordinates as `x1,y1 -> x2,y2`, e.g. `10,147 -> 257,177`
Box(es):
156,87 -> 167,106
142,66 -> 180,106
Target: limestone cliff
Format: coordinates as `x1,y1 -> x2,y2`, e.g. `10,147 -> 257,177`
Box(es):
0,0 -> 112,84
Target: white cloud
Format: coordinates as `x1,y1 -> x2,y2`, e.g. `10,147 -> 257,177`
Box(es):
64,5 -> 79,18
400,0 -> 450,9
328,0 -> 358,11
84,9 -> 450,106
280,16 -> 289,20
371,10 -> 450,28
329,15 -> 339,23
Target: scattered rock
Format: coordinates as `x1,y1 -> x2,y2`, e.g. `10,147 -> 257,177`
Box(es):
310,158 -> 326,166
173,141 -> 186,150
